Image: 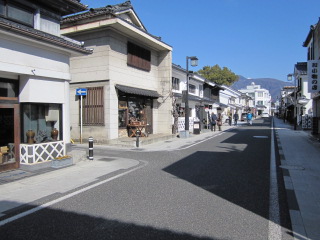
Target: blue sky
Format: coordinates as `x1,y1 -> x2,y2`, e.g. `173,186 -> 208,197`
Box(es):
80,0 -> 320,81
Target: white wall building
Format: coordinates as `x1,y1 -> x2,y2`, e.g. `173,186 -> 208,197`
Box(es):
303,20 -> 320,135
239,82 -> 272,115
0,0 -> 90,171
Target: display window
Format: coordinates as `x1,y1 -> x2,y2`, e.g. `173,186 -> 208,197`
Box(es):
21,103 -> 62,143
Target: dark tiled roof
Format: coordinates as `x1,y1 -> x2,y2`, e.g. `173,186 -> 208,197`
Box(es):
115,84 -> 161,98
62,1 -> 132,23
0,18 -> 92,54
295,62 -> 307,75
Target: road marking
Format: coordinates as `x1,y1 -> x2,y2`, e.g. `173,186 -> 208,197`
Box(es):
268,120 -> 281,240
0,161 -> 146,227
253,136 -> 268,138
179,132 -> 225,150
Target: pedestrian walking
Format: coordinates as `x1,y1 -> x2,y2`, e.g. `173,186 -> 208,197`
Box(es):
228,112 -> 232,126
217,113 -> 222,131
247,112 -> 253,125
210,112 -> 217,131
233,112 -> 239,126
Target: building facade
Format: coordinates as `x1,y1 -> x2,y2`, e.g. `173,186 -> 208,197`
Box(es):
238,82 -> 272,116
303,20 -> 320,135
61,1 -> 173,142
0,0 -> 90,171
172,64 -> 225,132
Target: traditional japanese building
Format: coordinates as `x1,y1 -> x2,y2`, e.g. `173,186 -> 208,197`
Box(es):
0,0 -> 91,171
61,1 -> 173,142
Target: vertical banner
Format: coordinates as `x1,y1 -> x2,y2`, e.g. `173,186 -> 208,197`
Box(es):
308,60 -> 320,93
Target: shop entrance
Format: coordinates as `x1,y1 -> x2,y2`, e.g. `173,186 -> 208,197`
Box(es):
0,104 -> 20,171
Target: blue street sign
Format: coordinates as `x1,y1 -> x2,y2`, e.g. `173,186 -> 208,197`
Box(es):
76,88 -> 87,96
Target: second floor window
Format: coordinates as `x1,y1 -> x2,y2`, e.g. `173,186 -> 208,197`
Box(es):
189,84 -> 196,94
0,1 -> 34,27
127,42 -> 151,71
258,92 -> 263,97
172,77 -> 180,90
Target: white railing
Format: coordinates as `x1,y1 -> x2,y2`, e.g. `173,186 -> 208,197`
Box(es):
178,117 -> 194,131
20,141 -> 65,164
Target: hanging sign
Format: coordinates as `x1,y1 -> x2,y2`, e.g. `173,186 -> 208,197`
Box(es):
308,60 -> 320,93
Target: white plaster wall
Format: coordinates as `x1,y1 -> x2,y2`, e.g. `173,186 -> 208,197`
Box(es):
20,76 -> 65,103
0,35 -> 71,80
19,76 -> 70,143
302,75 -> 313,114
172,67 -> 187,93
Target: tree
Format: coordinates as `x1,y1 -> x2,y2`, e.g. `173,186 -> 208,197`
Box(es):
197,64 -> 238,86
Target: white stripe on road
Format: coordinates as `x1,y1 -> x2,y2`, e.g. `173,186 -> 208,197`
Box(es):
178,127 -> 237,150
268,120 -> 282,240
0,162 -> 146,227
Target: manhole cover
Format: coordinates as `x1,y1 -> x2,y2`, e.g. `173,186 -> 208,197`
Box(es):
280,165 -> 305,170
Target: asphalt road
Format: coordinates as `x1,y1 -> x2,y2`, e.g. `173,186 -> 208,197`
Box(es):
0,118 -> 293,240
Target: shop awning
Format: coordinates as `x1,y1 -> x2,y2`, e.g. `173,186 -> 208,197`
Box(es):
115,84 -> 161,98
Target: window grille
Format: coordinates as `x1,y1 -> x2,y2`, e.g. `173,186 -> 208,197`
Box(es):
172,77 -> 180,90
127,42 -> 151,71
81,87 -> 104,126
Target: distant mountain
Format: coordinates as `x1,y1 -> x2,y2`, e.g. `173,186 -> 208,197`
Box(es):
231,75 -> 294,102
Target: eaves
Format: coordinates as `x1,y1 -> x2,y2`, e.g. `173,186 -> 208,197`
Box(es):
62,15 -> 172,51
0,18 -> 92,55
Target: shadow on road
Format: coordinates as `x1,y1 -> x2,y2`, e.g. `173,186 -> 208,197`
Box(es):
0,200 -> 222,240
163,122 -> 291,231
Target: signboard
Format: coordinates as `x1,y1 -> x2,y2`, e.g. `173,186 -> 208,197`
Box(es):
76,88 -> 87,96
307,60 -> 320,93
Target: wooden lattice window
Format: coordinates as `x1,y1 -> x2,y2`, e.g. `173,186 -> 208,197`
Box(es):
81,87 -> 104,126
127,42 -> 151,71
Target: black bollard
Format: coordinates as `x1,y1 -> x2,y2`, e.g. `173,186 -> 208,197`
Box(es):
88,136 -> 93,160
135,130 -> 141,148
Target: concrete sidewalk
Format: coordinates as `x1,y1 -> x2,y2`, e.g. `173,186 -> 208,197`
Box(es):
0,157 -> 141,221
0,123 -> 239,222
273,117 -> 320,240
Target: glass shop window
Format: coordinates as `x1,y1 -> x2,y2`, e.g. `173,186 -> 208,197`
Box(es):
118,100 -> 128,128
22,103 -> 62,144
127,97 -> 146,124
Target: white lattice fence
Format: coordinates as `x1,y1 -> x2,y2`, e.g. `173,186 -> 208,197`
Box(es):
302,114 -> 312,130
20,141 -> 65,164
178,117 -> 194,131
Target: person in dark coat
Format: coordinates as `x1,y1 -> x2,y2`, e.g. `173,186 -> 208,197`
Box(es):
210,112 -> 218,131
233,112 -> 239,126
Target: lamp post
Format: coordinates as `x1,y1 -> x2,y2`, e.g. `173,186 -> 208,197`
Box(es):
287,73 -> 297,130
185,56 -> 198,133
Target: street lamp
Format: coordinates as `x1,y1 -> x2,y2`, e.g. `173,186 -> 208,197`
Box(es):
287,73 -> 297,130
185,56 -> 198,133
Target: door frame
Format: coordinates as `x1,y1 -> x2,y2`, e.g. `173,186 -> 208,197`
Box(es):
0,103 -> 20,171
